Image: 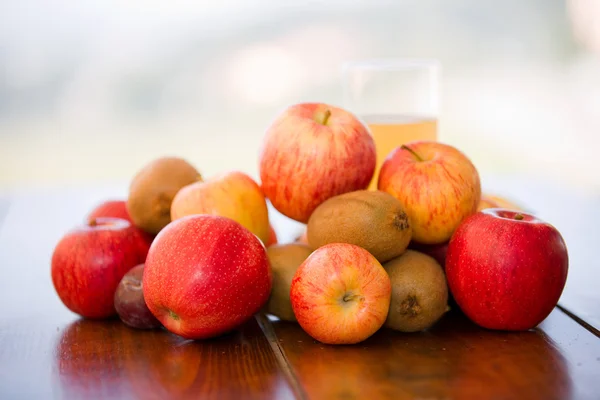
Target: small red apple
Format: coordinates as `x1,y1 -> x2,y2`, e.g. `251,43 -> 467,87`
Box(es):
87,199 -> 154,260
87,200 -> 132,223
143,214 -> 272,340
51,218 -> 145,319
259,102 -> 376,223
290,243 -> 391,345
446,209 -> 569,331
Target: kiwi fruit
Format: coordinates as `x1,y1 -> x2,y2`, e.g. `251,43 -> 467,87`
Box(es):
265,243 -> 313,321
383,250 -> 449,332
127,157 -> 201,234
306,190 -> 412,263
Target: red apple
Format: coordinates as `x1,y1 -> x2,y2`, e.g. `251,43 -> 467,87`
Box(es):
114,264 -> 162,329
87,200 -> 131,223
259,102 -> 376,223
51,218 -> 146,319
87,199 -> 154,260
378,140 -> 481,245
408,241 -> 449,268
143,214 -> 272,340
290,243 -> 391,345
445,209 -> 569,331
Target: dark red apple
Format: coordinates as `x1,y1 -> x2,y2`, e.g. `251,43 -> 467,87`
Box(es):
87,199 -> 154,260
408,241 -> 449,268
446,209 -> 568,331
51,218 -> 145,319
143,214 -> 272,340
114,264 -> 162,329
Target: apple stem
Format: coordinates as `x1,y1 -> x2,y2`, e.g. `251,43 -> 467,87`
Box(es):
321,109 -> 331,126
401,145 -> 423,162
514,213 -> 524,221
88,218 -> 98,227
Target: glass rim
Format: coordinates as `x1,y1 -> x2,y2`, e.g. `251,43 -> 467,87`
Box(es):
342,57 -> 441,72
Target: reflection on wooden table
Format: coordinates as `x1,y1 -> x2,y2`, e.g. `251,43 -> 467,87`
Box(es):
0,191 -> 599,399
53,318 -> 294,400
270,309 -> 598,400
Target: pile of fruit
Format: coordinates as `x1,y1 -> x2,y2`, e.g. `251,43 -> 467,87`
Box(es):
51,102 -> 569,345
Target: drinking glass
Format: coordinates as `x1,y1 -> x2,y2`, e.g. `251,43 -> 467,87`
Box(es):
341,58 -> 440,189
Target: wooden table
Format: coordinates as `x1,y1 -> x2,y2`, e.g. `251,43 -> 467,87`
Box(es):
0,187 -> 598,399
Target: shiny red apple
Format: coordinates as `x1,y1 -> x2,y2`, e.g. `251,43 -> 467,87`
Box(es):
446,209 -> 569,331
51,218 -> 145,319
87,199 -> 154,260
143,214 -> 272,340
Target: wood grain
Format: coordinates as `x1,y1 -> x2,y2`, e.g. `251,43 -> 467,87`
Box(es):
269,309 -> 600,400
1,190 -> 599,400
0,195 -> 295,400
0,315 -> 296,400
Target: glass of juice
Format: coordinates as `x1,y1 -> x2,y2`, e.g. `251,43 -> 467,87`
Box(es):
341,58 -> 440,189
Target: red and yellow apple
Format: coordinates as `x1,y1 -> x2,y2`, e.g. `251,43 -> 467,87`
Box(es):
290,243 -> 391,345
446,209 -> 568,331
378,140 -> 481,244
51,218 -> 145,319
170,171 -> 270,244
259,103 -> 376,223
143,214 -> 272,340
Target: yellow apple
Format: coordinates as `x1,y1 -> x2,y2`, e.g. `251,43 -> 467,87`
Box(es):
378,140 -> 481,244
170,171 -> 270,244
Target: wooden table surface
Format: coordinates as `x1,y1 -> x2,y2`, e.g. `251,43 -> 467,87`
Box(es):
0,187 -> 599,399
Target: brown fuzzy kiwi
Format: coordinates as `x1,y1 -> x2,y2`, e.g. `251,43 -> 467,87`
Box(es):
383,250 -> 449,332
127,157 -> 201,234
306,190 -> 412,263
265,243 -> 313,321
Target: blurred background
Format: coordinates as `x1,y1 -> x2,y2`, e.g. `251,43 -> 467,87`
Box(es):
1,0 -> 599,196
